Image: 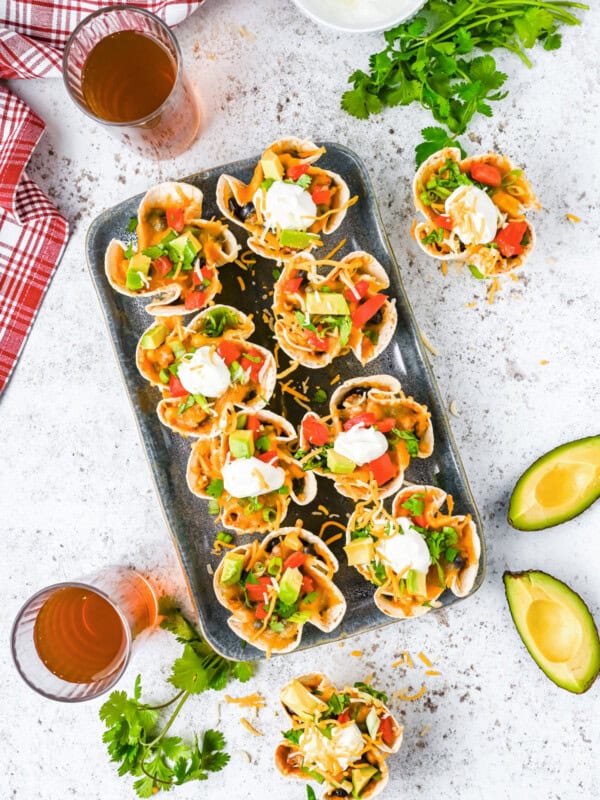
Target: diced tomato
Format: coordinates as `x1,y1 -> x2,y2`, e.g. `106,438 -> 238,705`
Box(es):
376,417 -> 397,433
287,163 -> 310,181
184,291 -> 207,310
311,186 -> 331,204
257,450 -> 278,465
306,330 -> 330,351
284,551 -> 306,570
168,374 -> 188,398
337,711 -> 351,724
191,265 -> 213,287
413,513 -> 428,528
241,350 -> 264,379
216,340 -> 242,366
246,415 -> 262,438
367,451 -> 396,486
302,416 -> 329,447
283,277 -> 304,293
246,576 -> 272,603
351,294 -> 387,328
343,279 -> 370,303
254,604 -> 269,620
380,716 -> 394,747
470,162 -> 502,187
432,214 -> 453,230
152,255 -> 172,276
166,206 -> 185,232
494,221 -> 529,258
301,574 -> 314,594
343,412 -> 377,431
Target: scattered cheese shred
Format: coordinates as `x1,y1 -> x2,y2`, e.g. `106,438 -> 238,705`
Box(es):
391,659 -> 405,669
324,532 -> 343,546
398,684 -> 427,701
317,504 -> 329,516
324,238 -> 347,261
420,331 -> 437,357
464,302 -> 477,309
240,718 -> 263,736
363,673 -> 374,685
280,381 -> 310,402
487,277 -> 500,305
418,652 -> 433,667
237,276 -> 246,292
509,272 -> 520,282
277,360 -> 300,380
239,25 -> 256,40
441,261 -> 447,276
449,400 -> 461,417
420,725 -> 432,737
540,359 -> 549,365
351,650 -> 363,657
206,563 -> 214,575
241,249 -> 256,265
403,651 -> 414,669
225,693 -> 266,708
566,213 -> 580,223
330,373 -> 341,385
425,669 -> 441,676
318,520 -> 346,539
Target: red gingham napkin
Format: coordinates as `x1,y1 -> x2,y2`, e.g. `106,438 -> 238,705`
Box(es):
0,0 -> 205,395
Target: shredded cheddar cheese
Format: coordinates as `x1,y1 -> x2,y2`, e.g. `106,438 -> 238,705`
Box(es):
441,261 -> 448,276
509,272 -> 520,282
318,520 -> 346,539
487,277 -> 500,305
425,670 -> 441,676
330,373 -> 341,385
225,693 -> 266,708
317,504 -> 329,516
324,532 -> 343,546
277,360 -> 300,380
465,301 -> 477,308
566,213 -> 580,223
351,650 -> 363,657
398,684 -> 427,701
324,238 -> 347,261
420,331 -> 438,356
540,359 -> 549,366
237,275 -> 246,291
418,652 -> 433,667
240,718 -> 263,736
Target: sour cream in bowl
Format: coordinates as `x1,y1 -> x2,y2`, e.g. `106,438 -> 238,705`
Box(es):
292,0 -> 427,34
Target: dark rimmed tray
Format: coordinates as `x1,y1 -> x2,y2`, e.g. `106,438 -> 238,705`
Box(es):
86,142 -> 486,660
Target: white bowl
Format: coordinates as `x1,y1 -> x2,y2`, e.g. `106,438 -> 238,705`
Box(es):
292,0 -> 427,34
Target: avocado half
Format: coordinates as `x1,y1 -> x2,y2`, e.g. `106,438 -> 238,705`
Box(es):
508,435 -> 600,530
503,570 -> 600,694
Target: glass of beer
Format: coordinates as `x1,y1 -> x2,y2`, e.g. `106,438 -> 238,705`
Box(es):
62,6 -> 201,159
11,568 -> 158,702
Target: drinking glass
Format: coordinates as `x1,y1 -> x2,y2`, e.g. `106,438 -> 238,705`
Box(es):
62,6 -> 201,159
11,567 -> 158,702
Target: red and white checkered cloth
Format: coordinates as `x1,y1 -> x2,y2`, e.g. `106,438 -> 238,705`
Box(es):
0,1 -> 204,395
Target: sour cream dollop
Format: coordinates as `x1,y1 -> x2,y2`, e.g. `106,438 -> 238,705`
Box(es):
177,346 -> 231,397
254,181 -> 317,231
333,425 -> 388,466
299,722 -> 364,773
445,184 -> 499,245
375,517 -> 431,574
222,456 -> 285,498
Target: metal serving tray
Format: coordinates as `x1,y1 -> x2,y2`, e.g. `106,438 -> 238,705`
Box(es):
86,143 -> 486,660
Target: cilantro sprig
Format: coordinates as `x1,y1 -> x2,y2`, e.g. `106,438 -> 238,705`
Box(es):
99,598 -> 254,797
341,0 -> 588,163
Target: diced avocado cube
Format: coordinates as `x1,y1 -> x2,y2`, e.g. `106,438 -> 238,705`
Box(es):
129,252 -> 151,275
140,325 -> 169,350
260,149 -> 284,180
236,413 -> 248,430
169,233 -> 200,258
229,429 -> 255,459
327,449 -> 356,475
344,538 -> 374,567
220,552 -> 245,586
306,291 -> 350,317
406,569 -> 428,597
352,766 -> 378,798
168,339 -> 186,359
279,229 -> 314,249
279,567 -> 303,605
126,268 -> 145,291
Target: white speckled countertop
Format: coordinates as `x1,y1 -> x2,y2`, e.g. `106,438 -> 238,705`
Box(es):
2,1 -> 600,798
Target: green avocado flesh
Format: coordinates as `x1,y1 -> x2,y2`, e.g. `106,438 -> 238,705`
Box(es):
504,570 -> 600,694
508,436 -> 600,530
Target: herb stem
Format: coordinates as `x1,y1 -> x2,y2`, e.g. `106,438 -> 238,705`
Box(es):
143,689 -> 186,711
144,691 -> 190,749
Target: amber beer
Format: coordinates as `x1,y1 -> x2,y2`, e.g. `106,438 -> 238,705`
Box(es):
12,569 -> 158,701
63,7 -> 201,159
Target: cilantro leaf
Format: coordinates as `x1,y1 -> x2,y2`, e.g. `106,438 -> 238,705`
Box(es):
283,728 -> 302,745
354,681 -> 389,704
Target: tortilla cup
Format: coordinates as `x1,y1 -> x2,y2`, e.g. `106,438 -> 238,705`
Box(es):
186,408 -> 317,533
105,181 -> 239,314
213,526 -> 346,654
216,138 -> 353,262
272,251 -> 397,369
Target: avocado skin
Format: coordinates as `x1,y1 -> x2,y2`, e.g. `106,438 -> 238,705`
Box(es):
503,569 -> 600,694
507,435 -> 600,531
